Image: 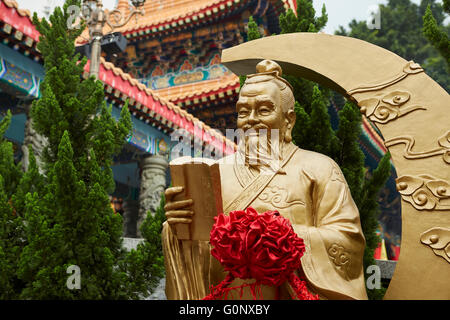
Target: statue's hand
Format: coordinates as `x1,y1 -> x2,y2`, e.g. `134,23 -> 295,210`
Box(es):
164,186 -> 194,226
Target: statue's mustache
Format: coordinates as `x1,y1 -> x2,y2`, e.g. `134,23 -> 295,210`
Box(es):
242,124 -> 269,132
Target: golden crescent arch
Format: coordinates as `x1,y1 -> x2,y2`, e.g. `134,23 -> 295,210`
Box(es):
221,33 -> 450,300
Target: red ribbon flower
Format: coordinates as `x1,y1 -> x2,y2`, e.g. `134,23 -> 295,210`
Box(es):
204,207 -> 319,300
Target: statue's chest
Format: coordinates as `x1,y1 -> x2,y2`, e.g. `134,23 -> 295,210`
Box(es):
250,174 -> 314,226
220,166 -> 315,226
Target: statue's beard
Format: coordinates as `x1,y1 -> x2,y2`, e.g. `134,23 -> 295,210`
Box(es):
236,128 -> 284,174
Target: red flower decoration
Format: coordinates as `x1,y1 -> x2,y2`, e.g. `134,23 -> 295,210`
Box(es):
205,207 -> 318,300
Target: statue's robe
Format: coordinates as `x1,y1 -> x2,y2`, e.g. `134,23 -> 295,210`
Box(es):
162,143 -> 368,300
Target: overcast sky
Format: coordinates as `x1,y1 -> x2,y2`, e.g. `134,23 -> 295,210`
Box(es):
15,0 -> 433,34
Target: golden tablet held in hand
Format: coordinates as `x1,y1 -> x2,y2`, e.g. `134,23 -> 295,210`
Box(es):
162,60 -> 368,300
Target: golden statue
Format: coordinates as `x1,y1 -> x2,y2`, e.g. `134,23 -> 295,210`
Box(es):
162,60 -> 368,300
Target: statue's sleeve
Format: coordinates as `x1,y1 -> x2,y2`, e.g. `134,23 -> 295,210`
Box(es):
292,160 -> 368,300
162,221 -> 222,300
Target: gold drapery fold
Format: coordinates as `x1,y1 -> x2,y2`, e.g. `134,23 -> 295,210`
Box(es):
162,222 -> 223,300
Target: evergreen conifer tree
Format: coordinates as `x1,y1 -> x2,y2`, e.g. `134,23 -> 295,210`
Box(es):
0,111 -> 24,299
0,112 -> 22,198
0,176 -> 16,299
15,0 -> 135,298
0,111 -> 50,299
0,0 -> 167,299
121,195 -> 166,299
423,2 -> 450,70
247,15 -> 262,40
240,16 -> 262,87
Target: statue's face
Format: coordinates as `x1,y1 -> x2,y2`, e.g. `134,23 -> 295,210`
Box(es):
236,80 -> 284,135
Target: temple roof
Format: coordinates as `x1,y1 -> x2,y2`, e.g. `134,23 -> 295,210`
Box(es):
118,0 -> 228,31
91,57 -> 236,154
362,117 -> 387,155
156,73 -> 240,106
0,0 -> 236,155
0,0 -> 40,42
76,0 -> 296,45
119,0 -> 296,32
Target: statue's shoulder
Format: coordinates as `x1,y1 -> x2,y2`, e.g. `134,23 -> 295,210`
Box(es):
291,146 -> 341,181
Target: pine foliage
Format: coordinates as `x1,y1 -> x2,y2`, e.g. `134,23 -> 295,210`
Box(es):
423,3 -> 450,70
0,112 -> 25,299
121,195 -> 166,299
0,111 -> 22,198
10,0 -> 135,299
279,0 -> 327,33
0,0 -> 167,299
240,16 -> 262,87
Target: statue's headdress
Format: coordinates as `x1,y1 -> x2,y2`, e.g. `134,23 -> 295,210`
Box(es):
244,60 -> 294,92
